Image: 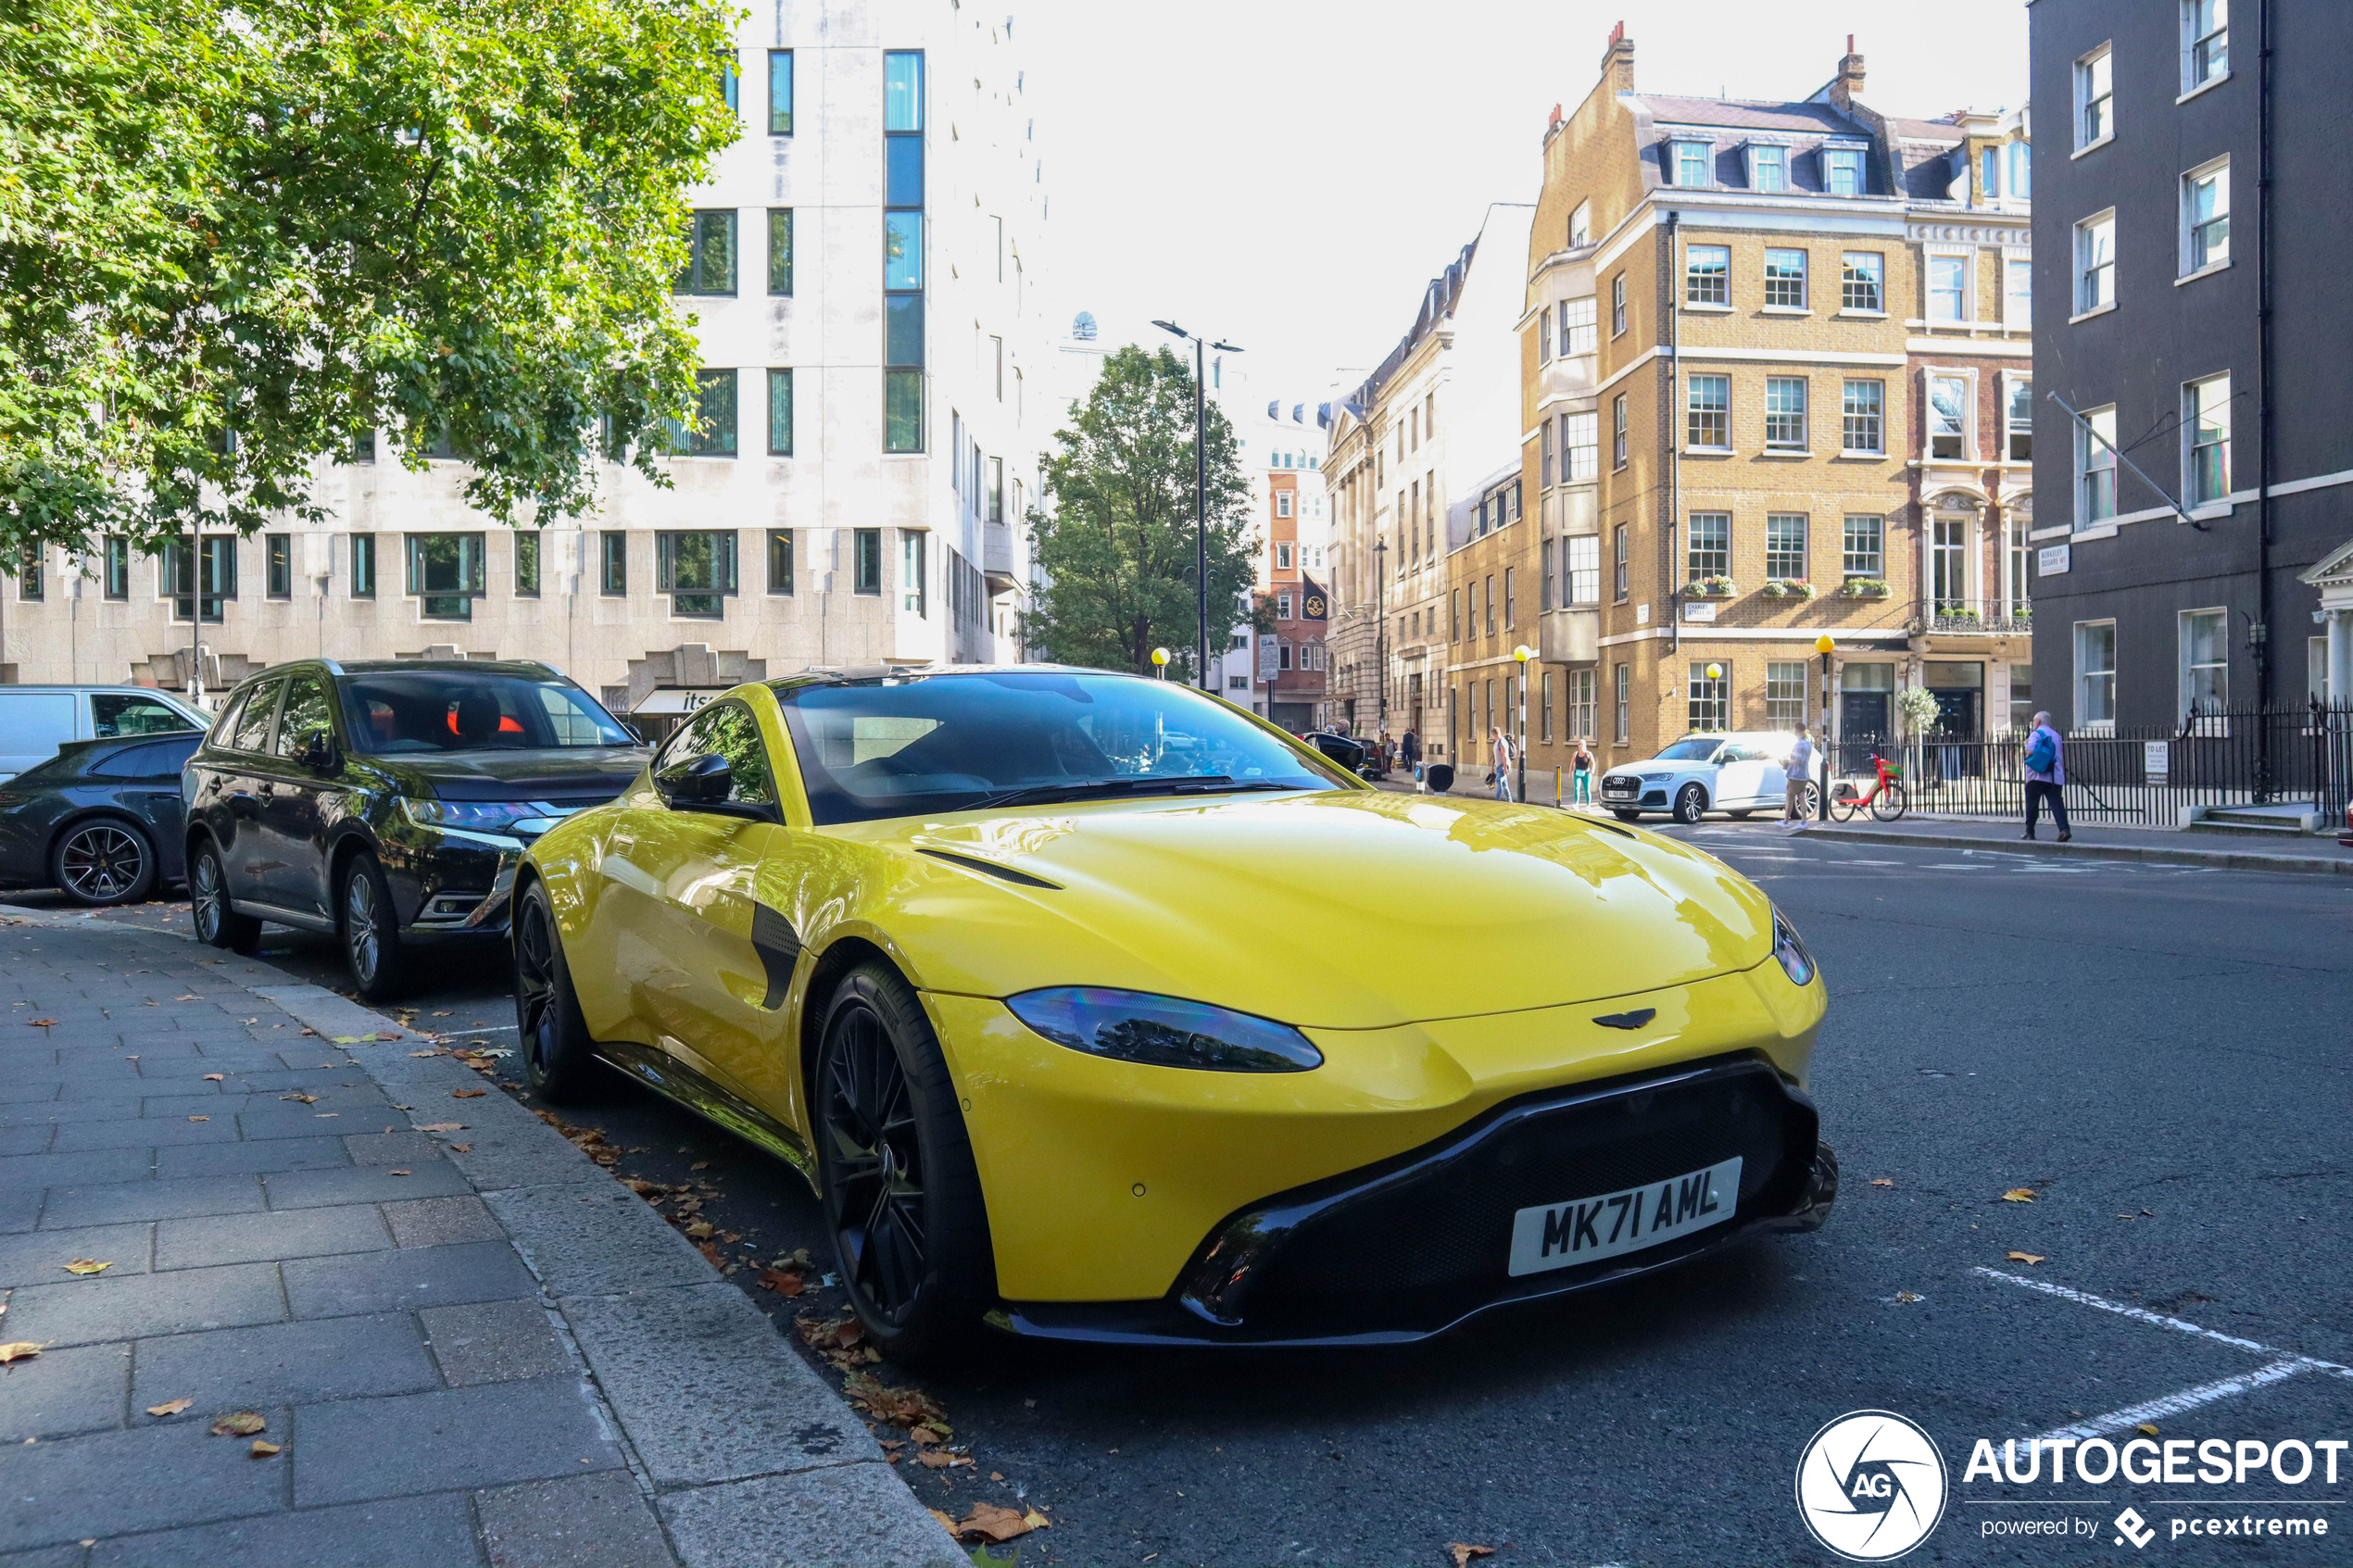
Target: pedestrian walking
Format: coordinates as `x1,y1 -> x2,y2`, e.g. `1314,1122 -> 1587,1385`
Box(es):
1489,726 -> 1516,802
1781,727 -> 1815,831
1401,728 -> 1422,784
1570,739 -> 1594,804
2022,710 -> 2071,841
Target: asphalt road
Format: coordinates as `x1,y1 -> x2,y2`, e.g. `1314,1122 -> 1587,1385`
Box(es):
41,823 -> 2353,1567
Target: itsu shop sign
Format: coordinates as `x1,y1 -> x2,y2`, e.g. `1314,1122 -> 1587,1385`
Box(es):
633,688 -> 732,718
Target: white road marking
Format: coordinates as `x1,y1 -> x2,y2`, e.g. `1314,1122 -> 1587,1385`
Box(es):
1971,1267 -> 2283,1356
2032,1359 -> 2320,1443
1922,863 -> 1993,871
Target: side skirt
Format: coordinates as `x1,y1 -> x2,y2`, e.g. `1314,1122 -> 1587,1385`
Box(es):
593,1038 -> 819,1196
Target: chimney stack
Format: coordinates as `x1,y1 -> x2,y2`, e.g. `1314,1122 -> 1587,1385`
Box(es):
1598,21 -> 1634,96
1829,35 -> 1866,111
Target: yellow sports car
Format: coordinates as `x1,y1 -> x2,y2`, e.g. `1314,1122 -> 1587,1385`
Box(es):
512,667 -> 1834,1363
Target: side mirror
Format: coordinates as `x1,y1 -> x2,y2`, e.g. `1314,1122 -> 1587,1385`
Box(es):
655,751 -> 735,808
300,731 -> 339,773
1310,732 -> 1367,771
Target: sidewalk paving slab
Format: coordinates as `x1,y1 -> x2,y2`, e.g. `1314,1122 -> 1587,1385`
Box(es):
1803,812 -> 2353,874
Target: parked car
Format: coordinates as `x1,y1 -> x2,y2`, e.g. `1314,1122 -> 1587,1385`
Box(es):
0,685 -> 206,782
512,667 -> 1834,1365
0,732 -> 205,904
1599,731 -> 1810,824
182,659 -> 648,999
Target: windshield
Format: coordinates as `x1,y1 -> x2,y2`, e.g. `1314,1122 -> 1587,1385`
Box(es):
775,671 -> 1352,824
339,672 -> 635,754
1654,739 -> 1722,762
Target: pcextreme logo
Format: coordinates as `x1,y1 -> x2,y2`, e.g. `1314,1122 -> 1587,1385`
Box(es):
1795,1410 -> 1951,1562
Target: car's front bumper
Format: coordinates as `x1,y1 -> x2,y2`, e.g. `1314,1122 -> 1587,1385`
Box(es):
995,1054 -> 1833,1346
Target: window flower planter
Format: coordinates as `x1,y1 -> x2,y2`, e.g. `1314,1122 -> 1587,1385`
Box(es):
1840,579 -> 1891,598
1689,576 -> 1738,598
1761,579 -> 1818,600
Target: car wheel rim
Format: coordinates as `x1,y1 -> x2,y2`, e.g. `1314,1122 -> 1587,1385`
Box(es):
346,872 -> 379,983
61,825 -> 145,902
515,898 -> 557,1073
192,852 -> 221,938
821,1005 -> 926,1327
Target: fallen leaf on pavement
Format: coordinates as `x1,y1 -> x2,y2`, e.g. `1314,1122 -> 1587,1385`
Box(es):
210,1411 -> 266,1437
331,1036 -> 370,1044
917,1449 -> 956,1469
388,1170 -> 411,1176
202,1073 -> 225,1083
2138,1423 -> 2160,1437
450,1144 -> 471,1152
690,1160 -> 711,1171
1894,1291 -> 1921,1304
623,1178 -> 662,1197
417,1123 -> 465,1133
1869,1177 -> 1894,1187
451,1088 -> 485,1098
249,1439 -> 280,1458
1449,1547 -> 1496,1568
0,1343 -> 42,1363
2005,1251 -> 2045,1265
685,1221 -> 715,1240
281,1093 -> 319,1104
146,1399 -> 193,1416
62,1258 -> 113,1275
989,1471 -> 1004,1482
2002,1187 -> 2038,1203
841,1371 -> 946,1431
757,1268 -> 805,1297
939,1503 -> 1039,1544
431,1010 -> 450,1017
25,1020 -> 55,1028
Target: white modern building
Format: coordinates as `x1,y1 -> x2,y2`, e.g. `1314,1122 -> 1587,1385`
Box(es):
0,2 -> 1057,735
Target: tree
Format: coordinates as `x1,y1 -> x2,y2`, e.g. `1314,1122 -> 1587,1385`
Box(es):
1024,345 -> 1263,683
0,0 -> 737,557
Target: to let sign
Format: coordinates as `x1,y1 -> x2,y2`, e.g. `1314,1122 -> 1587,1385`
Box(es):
2144,740 -> 2171,782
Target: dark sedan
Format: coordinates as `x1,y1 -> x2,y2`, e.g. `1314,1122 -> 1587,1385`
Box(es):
0,732 -> 205,905
182,659 -> 648,1000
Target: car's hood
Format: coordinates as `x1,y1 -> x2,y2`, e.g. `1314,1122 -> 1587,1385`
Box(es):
368,747 -> 650,804
845,789 -> 1774,1030
1610,756 -> 1713,772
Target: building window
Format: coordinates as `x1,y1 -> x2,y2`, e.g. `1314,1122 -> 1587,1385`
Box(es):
1450,588 -> 1460,641
2183,158 -> 2230,272
2183,0 -> 2228,92
1671,139 -> 1712,188
667,369 -> 738,456
1275,542 -> 1294,570
1842,514 -> 1883,579
2184,372 -> 2232,504
768,208 -> 793,296
1765,514 -> 1807,581
1566,534 -> 1599,605
1686,512 -> 1730,582
1763,248 -> 1807,308
1537,306 -> 1553,364
1748,144 -> 1786,192
407,533 -> 486,620
883,50 -> 925,455
1504,567 -> 1516,629
1766,660 -> 1807,727
1561,296 -> 1596,355
1841,251 -> 1883,312
1563,410 -> 1598,481
164,537 -> 235,621
1541,672 -> 1554,742
765,529 -> 794,596
1688,660 -> 1729,732
1569,668 -> 1595,741
2005,256 -> 2032,323
1842,379 -> 1884,455
1927,254 -> 1968,322
1823,146 -> 1862,197
677,209 -> 737,295
2181,608 -> 2228,714
1614,663 -> 1629,744
1685,244 -> 1730,306
2008,139 -> 2032,200
2077,405 -> 2118,525
1611,395 -> 1628,469
1613,524 -> 1629,601
766,368 -> 794,457
515,531 -> 540,597
1568,200 -> 1591,247
900,530 -> 927,616
350,428 -> 376,464
1928,374 -> 1969,459
12,545 -> 39,601
1687,374 -> 1730,449
2006,376 -> 2034,461
660,531 -> 737,618
2075,212 -> 2116,313
2076,44 -> 2113,148
1610,273 -> 1627,336
2076,621 -> 2118,725
350,533 -> 376,599
1540,420 -> 1554,485
1931,515 -> 1969,610
767,50 -> 793,134
1484,575 -> 1496,634
599,530 -> 626,596
853,527 -> 882,595
265,533 -> 292,598
103,535 -> 129,599
1980,144 -> 2002,203
1764,376 -> 1807,451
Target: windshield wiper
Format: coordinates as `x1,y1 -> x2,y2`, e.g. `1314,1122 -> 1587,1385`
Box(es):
972,774 -> 1242,809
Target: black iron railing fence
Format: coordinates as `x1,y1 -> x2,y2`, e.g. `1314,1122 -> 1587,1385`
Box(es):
1830,700 -> 2353,826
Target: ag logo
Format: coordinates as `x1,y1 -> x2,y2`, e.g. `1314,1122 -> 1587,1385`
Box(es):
1794,1410 -> 1948,1562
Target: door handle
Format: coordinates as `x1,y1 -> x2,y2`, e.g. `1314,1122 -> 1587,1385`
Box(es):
227,792 -> 261,819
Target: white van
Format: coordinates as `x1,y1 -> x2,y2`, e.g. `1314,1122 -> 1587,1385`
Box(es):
0,687 -> 209,782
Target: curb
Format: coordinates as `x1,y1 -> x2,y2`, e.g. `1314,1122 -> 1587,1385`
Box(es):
0,905 -> 964,1568
1801,824 -> 2353,877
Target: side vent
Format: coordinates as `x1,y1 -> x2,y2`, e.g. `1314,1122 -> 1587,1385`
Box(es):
916,847 -> 1063,890
749,903 -> 802,1010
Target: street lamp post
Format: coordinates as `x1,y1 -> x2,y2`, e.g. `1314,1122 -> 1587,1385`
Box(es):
1514,646 -> 1536,805
1815,633 -> 1835,821
1372,536 -> 1388,739
1151,646 -> 1170,680
1151,320 -> 1242,693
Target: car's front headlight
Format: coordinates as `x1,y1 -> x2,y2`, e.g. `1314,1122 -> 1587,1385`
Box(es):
1006,987 -> 1324,1073
398,797 -> 545,834
1772,909 -> 1818,987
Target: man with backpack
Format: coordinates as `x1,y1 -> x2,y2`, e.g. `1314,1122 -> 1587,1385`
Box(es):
2023,711 -> 2070,842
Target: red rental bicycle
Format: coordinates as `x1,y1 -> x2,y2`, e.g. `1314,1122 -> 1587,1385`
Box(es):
1830,752 -> 1909,822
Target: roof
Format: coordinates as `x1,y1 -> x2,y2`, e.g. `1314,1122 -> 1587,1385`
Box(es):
1340,238 -> 1478,416
1640,95 -> 1866,135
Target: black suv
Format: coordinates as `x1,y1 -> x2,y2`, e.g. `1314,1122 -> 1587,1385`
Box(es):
183,659 -> 648,999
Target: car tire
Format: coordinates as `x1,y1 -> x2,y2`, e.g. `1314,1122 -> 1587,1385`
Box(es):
188,839 -> 262,954
338,851 -> 412,1003
512,879 -> 606,1103
1612,809 -> 1642,822
1673,784 -> 1708,824
814,960 -> 996,1370
52,818 -> 157,906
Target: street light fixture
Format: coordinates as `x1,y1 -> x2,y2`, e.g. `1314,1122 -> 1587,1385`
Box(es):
1153,320 -> 1244,693
1514,646 -> 1537,804
1151,646 -> 1170,680
1815,633 -> 1835,821
1372,536 -> 1388,739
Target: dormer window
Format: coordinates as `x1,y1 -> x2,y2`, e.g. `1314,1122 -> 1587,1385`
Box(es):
1747,144 -> 1787,192
1823,146 -> 1864,196
1671,139 -> 1713,188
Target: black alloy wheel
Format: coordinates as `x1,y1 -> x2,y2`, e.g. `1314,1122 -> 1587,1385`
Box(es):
815,961 -> 994,1368
1674,784 -> 1708,824
188,840 -> 261,953
513,880 -> 603,1101
54,820 -> 155,906
339,852 -> 411,1002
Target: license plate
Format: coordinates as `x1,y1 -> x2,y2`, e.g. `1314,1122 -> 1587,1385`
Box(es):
1604,782 -> 1635,796
1506,1157 -> 1742,1276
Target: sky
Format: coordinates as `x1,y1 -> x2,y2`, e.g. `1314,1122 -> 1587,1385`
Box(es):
1016,0 -> 2030,406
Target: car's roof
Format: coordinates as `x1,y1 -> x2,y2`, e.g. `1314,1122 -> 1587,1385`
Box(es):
335,659 -> 565,679
767,662 -> 1130,693
0,684 -> 199,697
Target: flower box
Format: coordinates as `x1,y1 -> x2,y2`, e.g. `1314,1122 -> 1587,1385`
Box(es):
1840,579 -> 1891,598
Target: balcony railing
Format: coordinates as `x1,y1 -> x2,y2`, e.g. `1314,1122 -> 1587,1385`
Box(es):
1916,596 -> 2032,635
